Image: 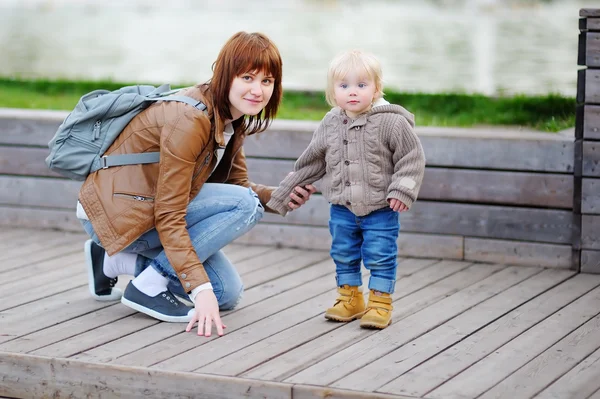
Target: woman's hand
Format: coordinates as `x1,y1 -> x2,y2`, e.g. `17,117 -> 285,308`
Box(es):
288,184 -> 317,210
185,290 -> 226,337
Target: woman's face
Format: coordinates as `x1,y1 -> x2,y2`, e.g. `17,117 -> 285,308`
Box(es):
228,70 -> 275,121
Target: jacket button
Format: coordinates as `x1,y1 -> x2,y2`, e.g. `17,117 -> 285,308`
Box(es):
345,181 -> 351,186
343,139 -> 348,145
185,282 -> 191,288
181,273 -> 187,279
344,160 -> 350,165
343,119 -> 348,124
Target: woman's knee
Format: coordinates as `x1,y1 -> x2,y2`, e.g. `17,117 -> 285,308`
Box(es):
238,187 -> 264,226
219,282 -> 244,311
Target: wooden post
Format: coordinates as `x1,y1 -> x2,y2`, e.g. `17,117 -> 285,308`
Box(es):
576,9 -> 600,273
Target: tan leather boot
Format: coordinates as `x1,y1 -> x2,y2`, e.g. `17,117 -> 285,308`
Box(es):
360,290 -> 393,329
324,285 -> 366,322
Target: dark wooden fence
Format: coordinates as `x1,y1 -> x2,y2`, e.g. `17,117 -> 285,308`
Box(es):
577,8 -> 600,273
0,113 -> 576,269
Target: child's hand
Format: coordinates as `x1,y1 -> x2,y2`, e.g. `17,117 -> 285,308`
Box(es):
389,199 -> 408,212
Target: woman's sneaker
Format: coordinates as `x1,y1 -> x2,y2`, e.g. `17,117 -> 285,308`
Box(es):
84,240 -> 122,301
121,282 -> 195,323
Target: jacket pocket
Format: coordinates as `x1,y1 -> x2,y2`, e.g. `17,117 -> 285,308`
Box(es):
113,193 -> 155,202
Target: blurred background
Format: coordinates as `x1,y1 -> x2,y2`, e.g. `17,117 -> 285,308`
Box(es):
0,0 -> 591,96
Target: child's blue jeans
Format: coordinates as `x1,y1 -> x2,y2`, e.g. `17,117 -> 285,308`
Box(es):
328,204 -> 400,294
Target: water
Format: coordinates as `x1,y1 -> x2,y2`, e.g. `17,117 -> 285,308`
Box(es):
0,0 -> 590,96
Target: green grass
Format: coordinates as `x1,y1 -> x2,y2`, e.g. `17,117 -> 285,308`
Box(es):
0,78 -> 576,132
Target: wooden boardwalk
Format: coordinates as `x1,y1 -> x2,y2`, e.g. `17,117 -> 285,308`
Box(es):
2,228 -> 600,399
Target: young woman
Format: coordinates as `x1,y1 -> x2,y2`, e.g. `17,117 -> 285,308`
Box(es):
78,32 -> 316,337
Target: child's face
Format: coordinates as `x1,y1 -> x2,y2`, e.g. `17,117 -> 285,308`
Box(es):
333,70 -> 377,119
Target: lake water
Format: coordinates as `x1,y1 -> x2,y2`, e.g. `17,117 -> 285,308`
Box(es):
0,0 -> 591,96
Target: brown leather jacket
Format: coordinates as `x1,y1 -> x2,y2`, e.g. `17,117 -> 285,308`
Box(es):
79,85 -> 274,291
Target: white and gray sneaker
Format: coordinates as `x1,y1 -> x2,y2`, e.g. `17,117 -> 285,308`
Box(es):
121,282 -> 195,323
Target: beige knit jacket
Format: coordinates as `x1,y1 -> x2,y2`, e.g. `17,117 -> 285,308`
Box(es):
267,101 -> 426,217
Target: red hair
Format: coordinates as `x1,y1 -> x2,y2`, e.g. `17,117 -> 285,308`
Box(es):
209,32 -> 283,135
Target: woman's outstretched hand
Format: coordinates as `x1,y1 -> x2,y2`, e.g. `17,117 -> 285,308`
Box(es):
186,289 -> 226,337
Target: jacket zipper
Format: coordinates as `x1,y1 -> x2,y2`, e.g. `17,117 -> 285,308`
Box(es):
113,193 -> 155,202
192,152 -> 212,181
91,96 -> 121,142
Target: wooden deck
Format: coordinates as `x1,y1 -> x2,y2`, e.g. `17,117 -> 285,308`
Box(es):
2,228 -> 600,399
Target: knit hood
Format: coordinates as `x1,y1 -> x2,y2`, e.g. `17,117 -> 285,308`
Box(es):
370,98 -> 415,128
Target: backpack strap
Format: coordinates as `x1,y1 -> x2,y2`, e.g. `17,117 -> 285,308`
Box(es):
99,95 -> 207,170
157,95 -> 207,112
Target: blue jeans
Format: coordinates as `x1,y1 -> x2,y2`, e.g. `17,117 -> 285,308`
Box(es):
329,204 -> 400,294
81,183 -> 264,310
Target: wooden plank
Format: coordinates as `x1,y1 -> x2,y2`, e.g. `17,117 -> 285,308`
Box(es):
581,9 -> 600,18
579,69 -> 600,104
235,247 -> 306,275
156,262 -> 503,374
583,178 -> 600,214
582,215 -> 600,250
479,315 -> 600,398
0,240 -> 83,273
0,109 -> 63,147
0,176 -> 79,209
31,313 -> 160,358
582,250 -> 600,274
375,273 -> 596,397
0,229 -> 58,252
76,257 -> 427,365
0,352 -> 292,399
536,346 -> 600,399
464,238 -> 573,269
426,285 -> 600,399
282,267 -> 539,386
245,127 -> 574,173
0,304 -> 133,354
0,206 -> 81,232
0,287 -> 115,344
0,146 -> 58,178
582,105 -> 600,140
584,141 -> 600,177
98,260 -> 383,367
581,33 -> 600,68
74,259 -> 347,364
292,385 -> 414,399
0,231 -> 81,262
237,223 -> 465,260
123,259 -> 472,371
241,263 -> 495,382
222,245 -> 274,264
242,250 -> 330,288
195,260 -> 473,377
259,197 -> 574,245
248,159 -> 574,208
240,264 -> 499,382
0,262 -> 86,310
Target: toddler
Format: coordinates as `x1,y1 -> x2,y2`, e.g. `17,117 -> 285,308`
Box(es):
267,50 -> 425,329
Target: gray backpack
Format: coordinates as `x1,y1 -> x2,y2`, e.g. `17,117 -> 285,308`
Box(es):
45,84 -> 207,180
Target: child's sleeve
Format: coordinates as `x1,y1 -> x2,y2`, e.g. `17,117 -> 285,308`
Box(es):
387,116 -> 426,208
266,120 -> 328,216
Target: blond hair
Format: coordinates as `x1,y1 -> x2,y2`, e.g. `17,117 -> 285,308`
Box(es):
325,50 -> 384,107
